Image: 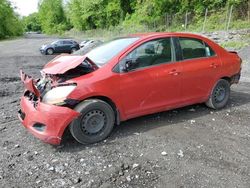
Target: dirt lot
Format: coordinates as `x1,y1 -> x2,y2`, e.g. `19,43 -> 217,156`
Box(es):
0,34 -> 250,188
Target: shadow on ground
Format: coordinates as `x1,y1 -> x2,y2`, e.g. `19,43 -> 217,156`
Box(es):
59,84 -> 250,152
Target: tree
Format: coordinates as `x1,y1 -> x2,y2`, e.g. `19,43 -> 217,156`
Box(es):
38,0 -> 69,34
22,13 -> 41,32
0,0 -> 23,39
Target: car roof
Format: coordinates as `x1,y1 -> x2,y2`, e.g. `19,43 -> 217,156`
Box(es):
128,32 -> 207,40
56,39 -> 76,42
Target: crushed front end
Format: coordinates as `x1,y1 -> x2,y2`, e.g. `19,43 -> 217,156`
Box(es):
18,55 -> 98,145
18,71 -> 80,145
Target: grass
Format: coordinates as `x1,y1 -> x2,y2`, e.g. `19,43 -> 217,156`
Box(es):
221,41 -> 249,50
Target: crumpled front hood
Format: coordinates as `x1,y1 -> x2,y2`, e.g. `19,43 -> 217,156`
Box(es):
42,55 -> 98,75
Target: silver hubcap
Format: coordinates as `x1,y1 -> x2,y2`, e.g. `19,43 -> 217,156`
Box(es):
47,49 -> 53,55
214,86 -> 226,103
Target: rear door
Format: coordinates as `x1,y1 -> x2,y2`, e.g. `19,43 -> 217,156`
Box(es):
118,37 -> 182,119
54,41 -> 65,53
62,41 -> 73,52
175,37 -> 221,103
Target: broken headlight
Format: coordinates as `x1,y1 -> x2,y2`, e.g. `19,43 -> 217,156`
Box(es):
42,85 -> 76,105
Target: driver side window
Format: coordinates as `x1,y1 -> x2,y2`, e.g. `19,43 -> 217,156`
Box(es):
123,38 -> 172,71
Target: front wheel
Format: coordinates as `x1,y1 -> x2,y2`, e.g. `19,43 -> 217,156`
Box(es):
205,79 -> 230,109
70,99 -> 115,144
46,48 -> 54,55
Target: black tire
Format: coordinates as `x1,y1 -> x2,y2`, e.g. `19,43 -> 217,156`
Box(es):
205,79 -> 230,109
71,47 -> 77,53
46,48 -> 54,55
69,99 -> 115,144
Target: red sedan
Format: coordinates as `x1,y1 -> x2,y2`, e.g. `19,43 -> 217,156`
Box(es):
18,32 -> 241,145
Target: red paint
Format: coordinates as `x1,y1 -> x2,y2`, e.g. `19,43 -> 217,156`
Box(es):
42,55 -> 98,74
20,70 -> 40,97
19,96 -> 80,145
19,32 -> 241,145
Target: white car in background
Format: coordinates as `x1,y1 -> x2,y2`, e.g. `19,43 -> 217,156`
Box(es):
80,40 -> 95,48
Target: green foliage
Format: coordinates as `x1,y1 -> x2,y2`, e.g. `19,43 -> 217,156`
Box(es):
0,0 -> 23,39
221,40 -> 248,49
2,0 -> 250,37
65,0 -> 250,32
38,0 -> 70,34
22,13 -> 41,32
67,0 -> 122,30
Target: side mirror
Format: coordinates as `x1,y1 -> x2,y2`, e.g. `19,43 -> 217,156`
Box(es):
122,59 -> 133,72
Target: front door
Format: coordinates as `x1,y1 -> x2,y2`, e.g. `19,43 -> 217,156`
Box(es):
118,38 -> 182,119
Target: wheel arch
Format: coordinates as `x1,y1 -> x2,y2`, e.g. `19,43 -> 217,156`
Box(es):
220,76 -> 231,83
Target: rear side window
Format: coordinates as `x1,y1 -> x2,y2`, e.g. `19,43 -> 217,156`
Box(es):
205,43 -> 216,57
179,37 -> 215,60
63,41 -> 73,45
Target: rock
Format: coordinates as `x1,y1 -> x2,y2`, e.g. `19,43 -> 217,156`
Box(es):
197,145 -> 203,149
34,151 -> 38,155
55,165 -> 65,173
81,163 -> 86,167
52,178 -> 66,187
27,155 -> 34,161
132,163 -> 139,169
80,158 -> 84,162
161,151 -> 167,156
134,132 -> 140,136
85,171 -> 90,175
52,159 -> 58,163
121,163 -> 129,170
73,177 -> 82,184
190,120 -> 196,124
118,171 -> 124,176
0,126 -> 6,132
14,144 -> 20,148
126,176 -> 131,182
177,150 -> 184,158
212,118 -> 215,121
48,166 -> 54,171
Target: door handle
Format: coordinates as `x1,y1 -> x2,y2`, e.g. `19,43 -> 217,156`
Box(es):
168,69 -> 180,76
210,63 -> 219,68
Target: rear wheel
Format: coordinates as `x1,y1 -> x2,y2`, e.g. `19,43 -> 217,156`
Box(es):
46,48 -> 54,55
70,99 -> 115,144
206,79 -> 230,109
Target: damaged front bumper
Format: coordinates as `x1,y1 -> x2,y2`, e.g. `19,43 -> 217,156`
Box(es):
18,94 -> 80,145
18,70 -> 80,145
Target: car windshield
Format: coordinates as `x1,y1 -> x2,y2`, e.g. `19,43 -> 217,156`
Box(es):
51,41 -> 59,45
85,37 -> 139,66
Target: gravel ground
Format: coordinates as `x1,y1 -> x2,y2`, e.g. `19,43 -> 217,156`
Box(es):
0,34 -> 250,188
